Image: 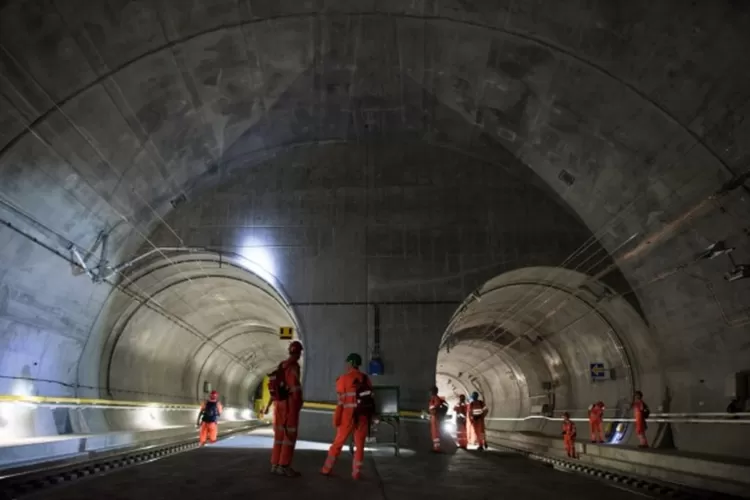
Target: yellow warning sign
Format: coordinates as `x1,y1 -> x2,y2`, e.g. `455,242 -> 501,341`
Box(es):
279,326 -> 294,339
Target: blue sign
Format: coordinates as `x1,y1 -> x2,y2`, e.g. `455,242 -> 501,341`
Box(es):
590,362 -> 606,380
369,358 -> 384,376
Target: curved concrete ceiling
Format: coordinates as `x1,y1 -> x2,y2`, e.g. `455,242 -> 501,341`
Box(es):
0,0 -> 749,459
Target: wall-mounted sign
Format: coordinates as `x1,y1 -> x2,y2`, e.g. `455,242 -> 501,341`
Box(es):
279,326 -> 294,339
590,362 -> 606,381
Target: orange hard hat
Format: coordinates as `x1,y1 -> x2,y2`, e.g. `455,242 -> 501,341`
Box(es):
289,340 -> 303,353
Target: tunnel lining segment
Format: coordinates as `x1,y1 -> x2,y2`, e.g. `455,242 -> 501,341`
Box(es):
442,275 -> 637,393
95,250 -> 301,405
439,267 -> 650,430
0,11 -> 734,188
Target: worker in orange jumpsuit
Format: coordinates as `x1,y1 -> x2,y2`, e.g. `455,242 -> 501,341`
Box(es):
428,386 -> 446,452
588,401 -> 605,443
562,412 -> 577,458
631,390 -> 649,448
468,391 -> 488,450
321,353 -> 374,480
453,394 -> 468,449
197,390 -> 223,446
270,340 -> 304,477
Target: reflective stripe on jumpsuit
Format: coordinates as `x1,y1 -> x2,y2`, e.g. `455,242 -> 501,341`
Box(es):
428,395 -> 444,451
321,370 -> 371,479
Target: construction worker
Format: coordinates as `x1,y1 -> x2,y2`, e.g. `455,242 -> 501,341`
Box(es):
321,353 -> 374,480
588,401 -> 605,443
270,340 -> 304,477
428,386 -> 447,452
468,391 -> 488,450
453,394 -> 468,449
197,390 -> 223,446
562,412 -> 577,458
631,390 -> 650,448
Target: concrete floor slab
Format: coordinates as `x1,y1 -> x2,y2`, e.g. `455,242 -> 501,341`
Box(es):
23,429 -> 654,500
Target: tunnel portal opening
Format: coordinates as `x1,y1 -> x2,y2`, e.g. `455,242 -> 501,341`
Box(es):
436,266 -> 657,441
83,249 -> 302,412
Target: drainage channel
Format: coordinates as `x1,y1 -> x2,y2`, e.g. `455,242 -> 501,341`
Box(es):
0,423 -> 265,499
489,442 -> 746,500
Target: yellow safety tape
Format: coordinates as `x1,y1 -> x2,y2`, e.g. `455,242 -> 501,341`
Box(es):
0,394 -> 198,409
302,401 -> 422,418
0,395 -> 424,418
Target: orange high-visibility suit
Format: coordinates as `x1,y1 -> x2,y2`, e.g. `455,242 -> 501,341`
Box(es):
321,368 -> 372,479
562,418 -> 577,458
428,395 -> 446,451
271,358 -> 303,468
453,400 -> 468,448
589,402 -> 604,443
198,400 -> 223,445
632,399 -> 649,447
469,400 -> 488,449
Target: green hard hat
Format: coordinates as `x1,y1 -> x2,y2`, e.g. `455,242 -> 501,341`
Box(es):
346,353 -> 362,367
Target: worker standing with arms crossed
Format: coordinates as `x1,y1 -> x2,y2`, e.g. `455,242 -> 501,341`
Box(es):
268,341 -> 304,477
468,391 -> 488,451
588,401 -> 605,443
320,353 -> 374,480
453,394 -> 468,449
197,390 -> 223,446
428,386 -> 447,453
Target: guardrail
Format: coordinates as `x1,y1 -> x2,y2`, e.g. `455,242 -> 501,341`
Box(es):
3,395 -> 747,424
0,395 -> 425,419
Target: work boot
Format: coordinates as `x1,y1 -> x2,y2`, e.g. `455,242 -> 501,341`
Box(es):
276,466 -> 301,477
320,468 -> 333,476
352,472 -> 361,480
270,465 -> 280,474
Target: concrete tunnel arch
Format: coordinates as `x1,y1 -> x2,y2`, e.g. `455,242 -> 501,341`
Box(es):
436,266 -> 660,442
78,248 -> 304,408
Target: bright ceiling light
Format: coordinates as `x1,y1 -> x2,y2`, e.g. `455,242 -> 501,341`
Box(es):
238,236 -> 278,283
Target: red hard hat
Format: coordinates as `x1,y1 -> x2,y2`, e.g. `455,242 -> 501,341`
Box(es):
289,341 -> 303,353
209,390 -> 218,401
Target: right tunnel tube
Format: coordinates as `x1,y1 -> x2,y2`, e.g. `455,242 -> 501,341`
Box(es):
436,266 -> 663,447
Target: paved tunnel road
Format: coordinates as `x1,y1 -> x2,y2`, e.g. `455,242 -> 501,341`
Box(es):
22,431 -> 652,500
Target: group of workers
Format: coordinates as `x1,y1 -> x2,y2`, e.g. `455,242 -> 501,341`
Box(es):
427,389 -> 488,452
196,340 -> 653,477
261,341 -> 374,479
425,388 -> 650,460
561,390 -> 650,459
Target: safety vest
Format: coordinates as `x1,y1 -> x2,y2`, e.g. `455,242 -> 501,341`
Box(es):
563,420 -> 576,437
469,400 -> 486,420
589,405 -> 603,422
201,401 -> 219,423
268,359 -> 301,402
454,402 -> 468,421
338,370 -> 372,417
